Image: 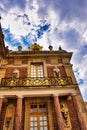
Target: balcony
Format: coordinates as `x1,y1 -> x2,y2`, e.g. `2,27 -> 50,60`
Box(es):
0,77 -> 73,88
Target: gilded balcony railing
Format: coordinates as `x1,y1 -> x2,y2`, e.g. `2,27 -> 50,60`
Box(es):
0,77 -> 73,88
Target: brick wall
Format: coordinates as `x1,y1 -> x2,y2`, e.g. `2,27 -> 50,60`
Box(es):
5,67 -> 27,78
58,58 -> 63,63
0,99 -> 16,130
47,66 -> 67,78
22,59 -> 28,64
7,59 -> 14,64
58,66 -> 67,77
47,66 -> 55,77
67,98 -> 81,130
46,58 -> 51,64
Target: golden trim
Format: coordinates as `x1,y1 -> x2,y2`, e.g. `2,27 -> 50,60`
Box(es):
29,43 -> 43,51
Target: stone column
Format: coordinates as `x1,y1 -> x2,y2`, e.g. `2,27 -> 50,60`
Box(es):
53,94 -> 65,130
0,96 -> 4,115
72,93 -> 87,130
15,95 -> 23,130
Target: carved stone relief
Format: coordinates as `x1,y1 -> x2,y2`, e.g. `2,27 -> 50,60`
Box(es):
3,104 -> 15,130
60,102 -> 71,128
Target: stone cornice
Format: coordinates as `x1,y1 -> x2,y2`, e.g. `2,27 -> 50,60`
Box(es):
6,51 -> 73,60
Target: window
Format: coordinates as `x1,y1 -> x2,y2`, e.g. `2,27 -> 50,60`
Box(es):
40,116 -> 48,130
30,116 -> 38,130
29,103 -> 48,130
31,63 -> 43,77
30,105 -> 37,113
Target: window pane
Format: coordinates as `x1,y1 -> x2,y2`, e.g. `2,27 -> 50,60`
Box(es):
40,108 -> 43,112
40,108 -> 47,112
30,128 -> 33,130
39,104 -> 47,112
44,126 -> 48,130
30,105 -> 37,113
40,116 -> 43,120
33,108 -> 37,112
30,109 -> 33,113
30,117 -> 34,121
43,116 -> 47,120
44,121 -> 47,125
40,121 -> 43,126
40,127 -> 44,130
34,117 -> 37,121
39,105 -> 42,108
30,122 -> 33,126
44,108 -> 47,112
34,127 -> 38,130
34,122 -> 38,126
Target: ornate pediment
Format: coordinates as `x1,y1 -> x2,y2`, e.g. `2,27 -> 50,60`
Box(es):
29,43 -> 43,51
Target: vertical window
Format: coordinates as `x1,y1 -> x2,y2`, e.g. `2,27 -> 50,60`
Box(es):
29,103 -> 48,130
40,116 -> 48,130
30,116 -> 38,130
31,63 -> 43,77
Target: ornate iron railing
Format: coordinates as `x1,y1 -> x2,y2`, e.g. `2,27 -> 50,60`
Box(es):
0,77 -> 73,88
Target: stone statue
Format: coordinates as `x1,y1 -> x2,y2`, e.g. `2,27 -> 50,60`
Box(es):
61,103 -> 69,126
53,68 -> 60,77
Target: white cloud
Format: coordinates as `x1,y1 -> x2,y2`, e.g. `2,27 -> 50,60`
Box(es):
79,82 -> 87,101
73,54 -> 87,101
78,55 -> 87,80
0,2 -> 5,10
37,31 -> 49,50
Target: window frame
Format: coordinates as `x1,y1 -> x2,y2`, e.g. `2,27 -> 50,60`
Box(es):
30,63 -> 44,78
29,103 -> 48,130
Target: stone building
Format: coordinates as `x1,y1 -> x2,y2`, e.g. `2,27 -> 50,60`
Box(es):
85,102 -> 87,112
0,21 -> 87,130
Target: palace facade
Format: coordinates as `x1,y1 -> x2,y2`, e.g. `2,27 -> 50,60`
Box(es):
0,21 -> 87,130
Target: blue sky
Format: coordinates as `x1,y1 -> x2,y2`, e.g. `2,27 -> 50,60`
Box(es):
0,0 -> 87,101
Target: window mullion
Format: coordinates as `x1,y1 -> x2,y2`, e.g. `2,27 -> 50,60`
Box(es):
36,65 -> 38,77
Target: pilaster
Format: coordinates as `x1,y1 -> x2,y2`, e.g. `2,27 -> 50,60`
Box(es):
53,94 -> 65,130
15,95 -> 23,130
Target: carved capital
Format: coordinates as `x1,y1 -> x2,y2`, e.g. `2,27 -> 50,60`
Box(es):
16,95 -> 24,99
0,95 -> 4,99
52,93 -> 59,97
71,92 -> 77,96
